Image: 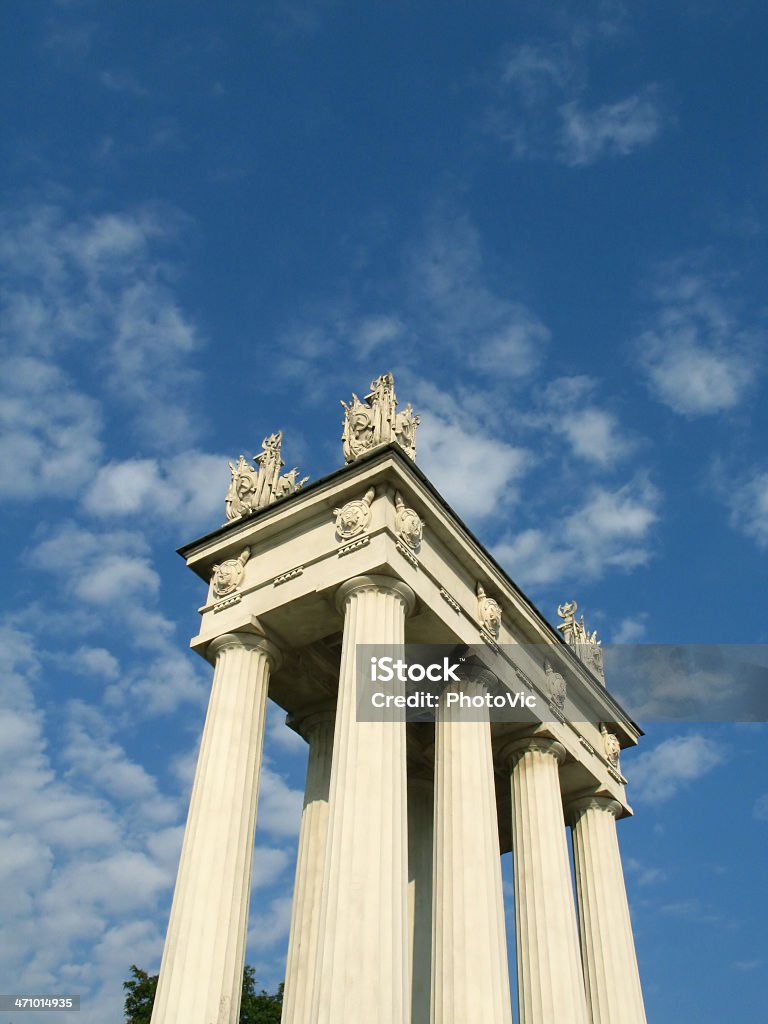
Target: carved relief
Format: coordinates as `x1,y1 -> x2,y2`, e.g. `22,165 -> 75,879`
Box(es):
211,548 -> 251,598
543,658 -> 567,711
394,492 -> 422,551
600,723 -> 621,769
341,372 -> 420,463
225,432 -> 308,522
477,583 -> 502,639
333,487 -> 375,540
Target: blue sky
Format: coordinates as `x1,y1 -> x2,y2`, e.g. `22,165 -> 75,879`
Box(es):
1,1 -> 767,1020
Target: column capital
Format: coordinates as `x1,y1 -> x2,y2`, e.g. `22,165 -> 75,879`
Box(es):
335,574 -> 416,616
565,793 -> 623,826
206,631 -> 282,669
499,734 -> 566,769
286,700 -> 337,742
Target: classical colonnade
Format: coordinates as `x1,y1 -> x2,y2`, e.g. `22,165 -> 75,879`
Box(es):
150,574 -> 646,1024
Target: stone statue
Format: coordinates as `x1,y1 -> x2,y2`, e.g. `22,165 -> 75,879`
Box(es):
333,487 -> 376,540
477,583 -> 502,639
225,432 -> 308,521
211,547 -> 251,598
543,658 -> 567,711
341,372 -> 420,463
557,599 -> 605,683
394,491 -> 423,550
600,723 -> 621,769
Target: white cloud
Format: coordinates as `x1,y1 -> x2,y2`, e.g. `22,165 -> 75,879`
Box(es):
629,734 -> 724,803
257,765 -> 305,839
0,356 -> 103,499
719,468 -> 768,549
0,203 -> 203,449
611,614 -> 648,643
83,451 -> 230,532
496,475 -> 659,585
417,410 -> 529,520
540,376 -> 633,466
559,91 -> 661,165
74,646 -> 121,680
635,260 -> 760,416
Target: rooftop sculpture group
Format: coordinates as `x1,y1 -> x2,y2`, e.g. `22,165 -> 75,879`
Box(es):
225,431 -> 308,522
341,372 -> 420,463
557,599 -> 605,682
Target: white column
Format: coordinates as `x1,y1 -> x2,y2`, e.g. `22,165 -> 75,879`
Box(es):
151,632 -> 279,1024
503,737 -> 589,1024
408,770 -> 433,1024
431,680 -> 513,1024
311,574 -> 415,1024
281,708 -> 335,1024
568,796 -> 647,1024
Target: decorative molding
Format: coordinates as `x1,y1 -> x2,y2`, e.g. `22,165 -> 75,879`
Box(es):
579,737 -> 596,756
340,372 -> 420,463
273,565 -> 304,586
337,535 -> 371,557
213,593 -> 242,613
211,547 -> 251,598
480,628 -> 500,653
333,487 -> 375,540
395,540 -> 418,567
439,587 -> 460,612
225,432 -> 308,522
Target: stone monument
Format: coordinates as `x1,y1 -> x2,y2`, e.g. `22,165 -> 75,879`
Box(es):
150,373 -> 647,1024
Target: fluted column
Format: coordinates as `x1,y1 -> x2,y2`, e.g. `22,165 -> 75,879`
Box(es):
503,737 -> 589,1024
408,771 -> 433,1024
151,632 -> 279,1024
568,796 -> 647,1024
281,707 -> 335,1024
431,680 -> 513,1024
311,574 -> 415,1024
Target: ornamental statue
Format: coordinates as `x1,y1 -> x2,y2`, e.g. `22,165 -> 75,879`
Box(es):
341,372 -> 420,463
556,599 -> 605,683
600,723 -> 621,770
543,658 -> 567,711
477,583 -> 502,639
211,548 -> 251,598
225,432 -> 308,522
394,491 -> 423,551
333,487 -> 375,540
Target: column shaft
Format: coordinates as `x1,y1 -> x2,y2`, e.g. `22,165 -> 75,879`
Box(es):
431,682 -> 513,1024
408,773 -> 434,1024
506,738 -> 589,1024
281,713 -> 335,1024
151,633 -> 277,1024
570,798 -> 647,1024
311,575 -> 414,1024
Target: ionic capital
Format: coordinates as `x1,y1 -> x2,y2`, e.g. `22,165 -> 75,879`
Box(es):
499,734 -> 567,769
565,793 -> 623,826
335,574 -> 416,617
206,631 -> 282,669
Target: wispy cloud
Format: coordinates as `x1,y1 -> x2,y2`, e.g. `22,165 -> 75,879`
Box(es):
630,734 -> 725,803
487,22 -> 662,165
495,474 -> 659,586
634,257 -> 762,416
559,90 -> 661,165
715,464 -> 768,550
0,203 -> 203,450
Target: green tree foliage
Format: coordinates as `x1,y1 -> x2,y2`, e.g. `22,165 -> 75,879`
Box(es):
123,964 -> 283,1023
